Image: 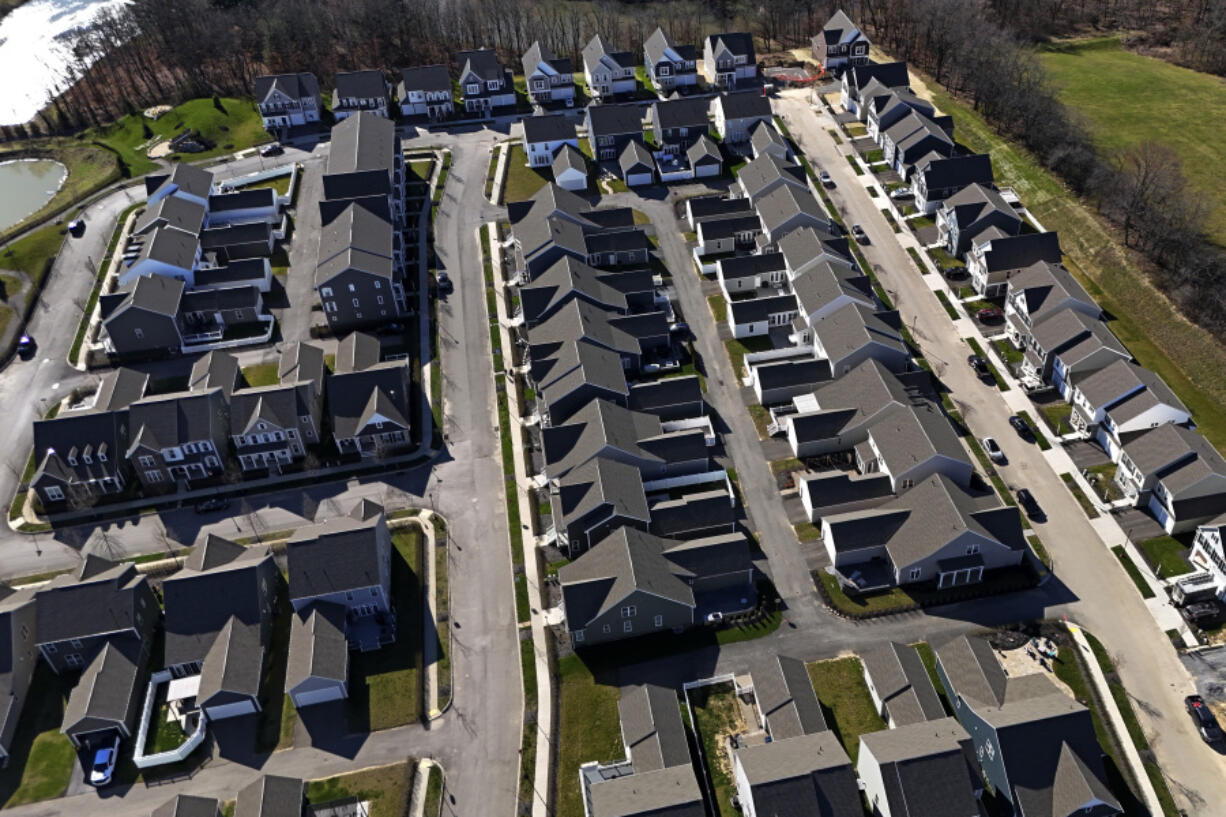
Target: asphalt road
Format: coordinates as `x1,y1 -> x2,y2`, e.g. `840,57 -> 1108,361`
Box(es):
776,89 -> 1226,813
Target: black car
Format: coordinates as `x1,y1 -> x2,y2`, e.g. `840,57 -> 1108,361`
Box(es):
16,335 -> 35,359
1016,488 -> 1043,519
1009,415 -> 1034,441
943,266 -> 968,280
967,354 -> 990,378
195,497 -> 231,514
1186,695 -> 1223,743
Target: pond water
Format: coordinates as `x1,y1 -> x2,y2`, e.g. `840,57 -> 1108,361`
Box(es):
0,158 -> 68,231
0,0 -> 133,125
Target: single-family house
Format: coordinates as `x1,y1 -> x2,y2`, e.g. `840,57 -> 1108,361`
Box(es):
456,49 -> 516,114
285,602 -> 349,708
1068,359 -> 1191,457
331,69 -> 390,120
703,32 -> 757,89
1115,424 -> 1226,533
790,256 -> 873,331
254,73 -> 321,130
881,110 -> 955,178
0,587 -> 37,764
937,183 -> 1022,258
643,28 -> 698,93
728,294 -> 799,339
734,729 -> 861,817
687,195 -> 753,230
327,332 -> 412,458
736,152 -> 808,204
857,718 -> 982,817
627,376 -> 705,421
840,62 -> 909,118
559,528 -> 754,645
522,42 -> 575,106
548,455 -> 648,554
754,184 -> 835,247
620,140 -> 655,186
811,302 -> 910,378
145,163 -> 214,210
750,120 -> 789,161
860,641 -> 947,727
235,775 -> 306,817
1004,261 -> 1099,351
778,224 -> 853,281
694,212 -> 761,256
968,231 -> 1062,297
650,98 -> 710,154
687,135 -> 723,178
522,113 -> 579,168
60,638 -> 145,749
912,153 -> 993,215
398,65 -> 454,120
866,89 -> 934,145
1023,307 -> 1129,397
1188,516 -> 1226,599
717,251 -> 786,297
586,103 -> 643,161
583,35 -> 637,102
813,10 -> 871,75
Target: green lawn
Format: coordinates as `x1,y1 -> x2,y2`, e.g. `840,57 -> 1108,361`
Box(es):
748,404 -> 771,438
92,97 -> 269,177
924,72 -> 1226,457
1039,403 -> 1074,435
307,760 -> 415,817
1084,462 -> 1124,503
806,657 -> 885,762
0,666 -> 74,807
1111,545 -> 1155,599
241,362 -> 280,388
724,336 -> 772,377
241,174 -> 292,197
1138,535 -> 1191,578
347,528 -> 422,732
707,294 -> 727,323
1039,38 -> 1226,245
555,654 -> 622,817
0,141 -> 119,240
0,221 -> 65,284
1060,472 -> 1100,518
145,700 -> 190,754
689,682 -> 741,817
1014,410 -> 1052,450
501,144 -> 550,203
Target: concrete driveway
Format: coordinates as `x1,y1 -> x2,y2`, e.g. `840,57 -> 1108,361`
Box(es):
776,88 -> 1226,813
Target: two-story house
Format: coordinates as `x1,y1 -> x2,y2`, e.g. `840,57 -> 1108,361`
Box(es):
331,69 -> 390,120
713,91 -> 772,143
881,109 -> 955,177
286,502 -> 394,649
397,64 -> 454,121
253,73 -> 321,130
0,586 -> 37,765
522,41 -> 575,106
912,153 -> 994,215
522,114 -> 579,168
813,10 -> 870,75
840,61 -> 909,118
126,387 -> 230,491
1028,307 -> 1130,398
967,230 -> 1063,297
1188,516 -> 1226,599
316,201 -> 406,333
30,368 -> 146,509
703,32 -> 756,89
650,98 -> 710,154
585,103 -> 643,162
230,342 -> 327,473
1113,424 -> 1226,530
936,183 -> 1022,258
582,35 -> 637,102
456,49 -> 516,115
320,111 -> 405,229
866,89 -> 934,145
643,27 -> 697,93
1069,359 -> 1191,459
1004,260 -> 1099,351
327,332 -> 413,458
34,556 -> 157,675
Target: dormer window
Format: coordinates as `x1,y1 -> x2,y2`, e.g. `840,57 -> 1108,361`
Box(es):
98,451 -> 107,462
67,454 -> 78,466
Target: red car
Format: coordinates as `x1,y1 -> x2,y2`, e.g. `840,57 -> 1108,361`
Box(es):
977,307 -> 1004,322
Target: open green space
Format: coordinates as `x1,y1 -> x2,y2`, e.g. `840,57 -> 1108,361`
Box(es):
91,97 -> 269,177
806,657 -> 885,762
0,666 -> 74,807
0,221 -> 64,285
501,144 -> 550,203
924,71 -> 1226,456
307,760 -> 416,817
1138,535 -> 1191,578
555,654 -> 622,817
346,527 -> 422,732
1039,38 -> 1226,245
707,294 -> 727,323
1038,402 -> 1074,435
241,173 -> 291,197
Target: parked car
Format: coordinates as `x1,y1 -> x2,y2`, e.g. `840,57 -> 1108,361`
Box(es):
1183,601 -> 1223,626
67,219 -> 85,237
967,354 -> 990,378
943,266 -> 968,280
818,170 -> 834,187
977,307 -> 1004,323
851,224 -> 869,244
889,187 -> 912,199
16,335 -> 35,359
260,142 -> 284,156
195,497 -> 231,514
705,611 -> 724,625
1186,695 -> 1223,743
88,735 -> 120,787
437,272 -> 453,293
1016,488 -> 1043,520
669,321 -> 690,335
1009,415 -> 1033,441
982,436 -> 1005,464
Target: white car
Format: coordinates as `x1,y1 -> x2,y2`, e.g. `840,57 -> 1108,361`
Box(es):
89,735 -> 120,787
705,611 -> 725,625
889,187 -> 912,200
982,436 -> 1005,464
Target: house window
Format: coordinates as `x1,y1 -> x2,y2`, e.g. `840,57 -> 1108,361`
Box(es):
574,629 -> 585,642
67,454 -> 77,466
374,281 -> 381,289
146,470 -> 163,483
654,615 -> 664,628
377,296 -> 384,305
621,605 -> 636,618
623,620 -> 633,632
45,485 -> 64,501
353,298 -> 361,307
909,567 -> 921,581
602,624 -> 611,634
98,451 -> 107,462
45,643 -> 57,654
466,83 -> 479,95
65,654 -> 84,668
134,328 -> 144,339
321,286 -> 333,297
966,544 -> 981,556
348,284 -> 356,292
70,639 -> 83,649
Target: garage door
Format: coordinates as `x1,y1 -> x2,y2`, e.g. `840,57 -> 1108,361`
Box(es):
204,699 -> 258,721
1147,495 -> 1171,531
292,684 -> 346,708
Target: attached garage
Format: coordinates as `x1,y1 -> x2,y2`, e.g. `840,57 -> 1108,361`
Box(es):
60,640 -> 144,749
202,697 -> 260,721
285,602 -> 350,710
290,682 -> 347,709
620,140 -> 655,187
197,617 -> 265,722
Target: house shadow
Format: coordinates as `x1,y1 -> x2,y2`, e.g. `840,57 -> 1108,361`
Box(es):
295,701 -> 366,758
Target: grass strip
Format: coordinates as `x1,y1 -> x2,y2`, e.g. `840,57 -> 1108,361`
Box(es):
935,290 -> 960,320
1110,546 -> 1155,599
1060,472 -> 1101,519
1014,410 -> 1052,451
965,337 -> 1010,391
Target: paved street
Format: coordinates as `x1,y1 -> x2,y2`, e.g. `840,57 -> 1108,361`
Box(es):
776,89 -> 1226,812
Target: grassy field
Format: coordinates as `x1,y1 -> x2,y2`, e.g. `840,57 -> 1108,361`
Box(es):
0,141 -> 119,240
554,654 -> 622,817
922,71 -> 1226,455
89,97 -> 268,177
501,144 -> 550,204
307,760 -> 415,817
0,221 -> 65,283
1039,38 -> 1226,244
806,657 -> 885,762
241,362 -> 280,388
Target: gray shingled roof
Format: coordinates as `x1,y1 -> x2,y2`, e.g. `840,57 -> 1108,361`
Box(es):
285,601 -> 348,692
737,153 -> 807,200
587,766 -> 703,817
814,303 -> 907,364
705,32 -> 755,60
717,90 -> 771,120
151,794 -> 222,817
523,113 -> 577,144
620,140 -> 654,175
558,528 -> 696,626
235,774 -> 305,817
792,258 -> 872,317
858,717 -> 980,817
523,41 -> 573,78
135,195 -> 206,236
541,398 -> 704,480
61,638 -> 142,737
1075,359 -> 1186,415
916,153 -> 993,193
619,684 -> 691,771
555,456 -> 650,529
255,73 -> 319,104
652,98 -> 709,130
553,143 -> 587,176
734,731 -> 861,817
327,111 -> 397,176
752,654 -> 827,739
35,560 -> 146,646
398,64 -> 450,94
687,134 -> 722,166
456,49 -> 506,83
755,184 -> 831,236
197,617 -> 264,705
333,69 -> 387,101
286,510 -> 386,601
859,641 -> 947,726
975,231 -> 1062,273
587,103 -> 644,137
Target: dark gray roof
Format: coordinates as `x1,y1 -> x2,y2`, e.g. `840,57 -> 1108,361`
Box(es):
235,775 -> 305,817
328,360 -> 411,439
326,111 -> 397,176
858,717 -> 979,817
457,49 -> 506,82
718,250 -> 785,279
583,35 -> 636,72
737,152 -> 807,200
286,510 -> 386,600
916,153 -> 993,192
316,201 -> 395,285
790,360 -> 931,445
698,213 -> 761,240
753,654 -> 827,739
847,62 -> 909,94
943,182 -> 1016,225
860,641 -> 947,726
934,635 -> 1008,707
1075,359 -> 1187,414
553,144 -> 587,176
197,617 -> 264,704
754,358 -> 832,391
230,381 -> 316,436
147,163 -> 214,201
529,299 -> 666,360
619,684 -> 691,771
135,195 -> 206,236
687,134 -> 722,166
1031,308 -> 1126,365
285,602 -> 348,692
127,388 -> 224,453
792,258 -> 871,317
648,488 -> 735,537
95,367 -> 150,411
778,224 -> 852,271
653,98 -> 709,130
208,187 -> 276,214
729,293 -> 798,325
399,64 -> 451,94
555,456 -> 650,529
823,9 -> 858,38
734,731 -> 861,817
151,794 -> 222,817
717,90 -> 771,120
619,140 -> 654,174
587,766 -> 703,817
705,32 -> 755,59
689,195 -> 753,223
750,120 -> 787,154
587,103 -> 643,137
559,528 -> 696,626
190,351 -> 240,396
523,113 -> 577,144
977,231 -> 1062,272
522,255 -> 628,322
35,560 -> 146,646
813,303 -> 906,363
542,398 -> 703,479
333,69 -> 387,100
136,225 -> 198,270
254,73 -> 319,103
279,341 -> 328,385
627,376 -> 703,415
1008,261 -> 1096,322
1123,424 -> 1226,499
645,27 -> 695,67
61,638 -> 142,736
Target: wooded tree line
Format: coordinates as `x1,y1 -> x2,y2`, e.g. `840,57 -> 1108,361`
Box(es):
857,0 -> 1226,338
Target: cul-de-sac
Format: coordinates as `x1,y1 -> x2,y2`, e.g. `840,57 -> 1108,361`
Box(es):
0,2 -> 1224,816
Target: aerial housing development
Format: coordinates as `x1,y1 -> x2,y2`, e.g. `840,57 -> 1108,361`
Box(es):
0,6 -> 1222,817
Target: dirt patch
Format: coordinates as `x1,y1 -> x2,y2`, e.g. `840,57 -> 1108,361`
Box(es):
143,105 -> 172,119
999,643 -> 1076,699
147,140 -> 173,159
